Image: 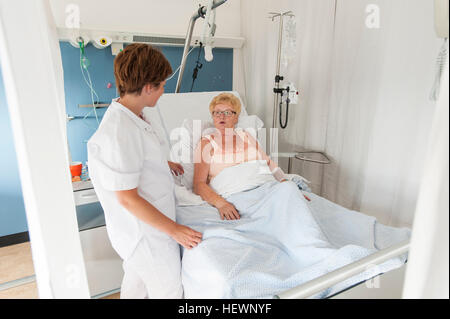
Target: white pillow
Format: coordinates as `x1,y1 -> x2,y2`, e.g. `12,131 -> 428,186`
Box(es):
170,115 -> 264,190
169,119 -> 211,191
236,115 -> 264,140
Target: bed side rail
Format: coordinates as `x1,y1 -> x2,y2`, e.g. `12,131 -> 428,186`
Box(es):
274,239 -> 410,299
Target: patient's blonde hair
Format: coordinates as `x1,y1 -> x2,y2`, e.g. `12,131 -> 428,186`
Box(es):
209,93 -> 241,116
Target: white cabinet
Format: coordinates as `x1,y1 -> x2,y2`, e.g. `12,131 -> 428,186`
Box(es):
79,226 -> 123,298
73,182 -> 123,298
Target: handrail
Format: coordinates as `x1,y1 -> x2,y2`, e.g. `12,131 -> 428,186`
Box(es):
274,239 -> 410,299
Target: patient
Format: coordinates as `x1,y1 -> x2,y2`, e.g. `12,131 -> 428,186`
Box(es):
193,93 -> 288,221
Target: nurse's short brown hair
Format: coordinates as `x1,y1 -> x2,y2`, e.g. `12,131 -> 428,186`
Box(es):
209,93 -> 242,116
114,43 -> 172,97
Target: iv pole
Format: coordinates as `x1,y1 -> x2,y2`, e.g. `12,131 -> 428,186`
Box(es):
175,0 -> 228,93
268,11 -> 295,156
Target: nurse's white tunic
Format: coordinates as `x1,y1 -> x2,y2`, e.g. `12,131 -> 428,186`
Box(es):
87,98 -> 182,298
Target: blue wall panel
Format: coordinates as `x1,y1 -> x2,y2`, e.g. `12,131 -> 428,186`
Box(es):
0,67 -> 28,237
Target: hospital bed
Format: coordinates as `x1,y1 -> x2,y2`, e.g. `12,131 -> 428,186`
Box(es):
142,91 -> 411,299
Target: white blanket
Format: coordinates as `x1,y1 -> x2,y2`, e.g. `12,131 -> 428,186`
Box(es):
177,180 -> 410,298
175,160 -> 277,206
209,160 -> 276,197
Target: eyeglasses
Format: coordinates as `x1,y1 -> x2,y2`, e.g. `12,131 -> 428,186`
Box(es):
212,110 -> 236,117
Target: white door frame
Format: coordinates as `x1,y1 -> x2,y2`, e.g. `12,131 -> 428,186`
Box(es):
0,0 -> 90,298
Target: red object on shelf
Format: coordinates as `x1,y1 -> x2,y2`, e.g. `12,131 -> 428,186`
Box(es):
70,162 -> 82,177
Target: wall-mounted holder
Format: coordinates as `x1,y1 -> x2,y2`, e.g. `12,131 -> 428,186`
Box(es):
69,35 -> 90,49
111,43 -> 123,56
92,36 -> 112,49
67,115 -> 103,122
78,103 -> 109,108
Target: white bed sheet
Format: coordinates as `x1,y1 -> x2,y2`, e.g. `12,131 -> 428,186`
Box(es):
176,186 -> 410,298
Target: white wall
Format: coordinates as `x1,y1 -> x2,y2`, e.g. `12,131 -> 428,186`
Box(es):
240,0 -> 443,227
0,0 -> 90,298
49,0 -> 241,37
403,48 -> 449,298
352,0 -> 442,226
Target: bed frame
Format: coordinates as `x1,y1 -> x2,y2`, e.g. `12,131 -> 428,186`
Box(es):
275,239 -> 409,298
144,91 -> 411,299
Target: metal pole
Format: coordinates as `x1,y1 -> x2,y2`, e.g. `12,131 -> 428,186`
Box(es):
269,12 -> 294,157
271,13 -> 284,130
175,14 -> 197,93
175,0 -> 228,93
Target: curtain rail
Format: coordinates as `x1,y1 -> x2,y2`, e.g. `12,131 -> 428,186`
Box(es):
275,239 -> 410,299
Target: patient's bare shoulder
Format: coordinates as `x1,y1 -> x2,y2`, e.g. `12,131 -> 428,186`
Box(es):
200,136 -> 213,149
196,136 -> 214,158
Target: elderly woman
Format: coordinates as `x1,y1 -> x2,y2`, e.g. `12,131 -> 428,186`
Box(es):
193,93 -> 288,221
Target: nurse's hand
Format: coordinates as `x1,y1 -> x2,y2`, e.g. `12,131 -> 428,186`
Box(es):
170,224 -> 203,250
168,161 -> 184,176
216,199 -> 240,220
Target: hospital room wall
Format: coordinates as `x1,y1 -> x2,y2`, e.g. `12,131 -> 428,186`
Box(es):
49,0 -> 242,38
49,0 -> 247,101
0,42 -> 232,239
0,2 -> 237,239
48,0 -> 248,109
62,42 -> 233,165
240,0 -> 442,227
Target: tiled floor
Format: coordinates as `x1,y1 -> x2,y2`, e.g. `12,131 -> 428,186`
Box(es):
0,242 -> 119,299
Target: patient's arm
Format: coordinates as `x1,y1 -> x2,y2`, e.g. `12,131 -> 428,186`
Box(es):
193,138 -> 240,220
244,132 -> 287,182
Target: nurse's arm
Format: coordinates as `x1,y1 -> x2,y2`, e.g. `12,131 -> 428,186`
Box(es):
115,189 -> 202,249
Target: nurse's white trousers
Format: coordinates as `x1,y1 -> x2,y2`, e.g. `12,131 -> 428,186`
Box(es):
120,236 -> 183,299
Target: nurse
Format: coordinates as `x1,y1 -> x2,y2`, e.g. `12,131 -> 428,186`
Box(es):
87,43 -> 202,299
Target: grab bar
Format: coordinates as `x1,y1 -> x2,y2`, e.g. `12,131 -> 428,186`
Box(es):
274,239 -> 410,299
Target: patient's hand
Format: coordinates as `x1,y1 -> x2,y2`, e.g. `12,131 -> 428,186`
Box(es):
216,199 -> 240,220
168,161 -> 184,176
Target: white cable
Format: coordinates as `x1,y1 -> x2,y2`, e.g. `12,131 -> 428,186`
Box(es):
78,43 -> 101,130
166,46 -> 196,82
80,63 -> 100,127
82,65 -> 100,124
